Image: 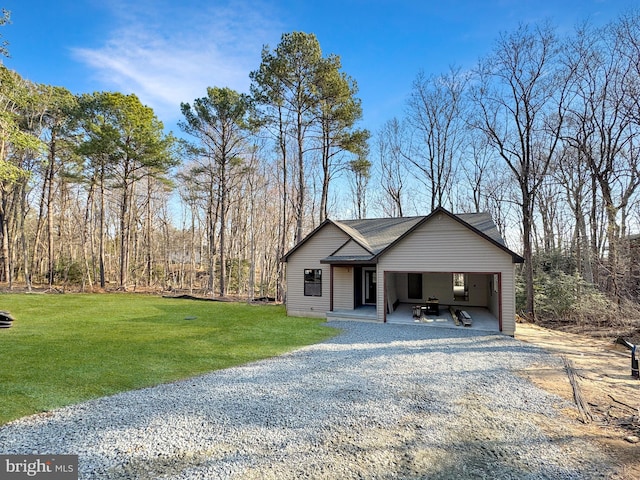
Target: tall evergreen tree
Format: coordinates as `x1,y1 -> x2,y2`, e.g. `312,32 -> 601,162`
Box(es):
180,87 -> 253,297
77,92 -> 176,289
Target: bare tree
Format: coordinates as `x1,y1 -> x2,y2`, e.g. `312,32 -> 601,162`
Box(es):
407,67 -> 469,210
552,144 -> 595,284
617,11 -> 640,127
459,132 -> 495,213
375,118 -> 409,217
472,22 -> 570,319
563,20 -> 640,300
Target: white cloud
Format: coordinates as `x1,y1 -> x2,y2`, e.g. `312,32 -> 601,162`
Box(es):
71,0 -> 283,126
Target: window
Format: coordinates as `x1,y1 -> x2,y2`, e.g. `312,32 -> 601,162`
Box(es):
408,273 -> 423,299
453,273 -> 469,301
304,269 -> 322,296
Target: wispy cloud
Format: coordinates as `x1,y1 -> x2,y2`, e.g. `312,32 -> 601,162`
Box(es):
72,0 -> 283,126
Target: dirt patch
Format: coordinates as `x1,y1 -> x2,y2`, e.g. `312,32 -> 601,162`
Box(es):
516,322 -> 640,479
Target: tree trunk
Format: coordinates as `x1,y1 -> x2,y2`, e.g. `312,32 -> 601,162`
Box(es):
146,175 -> 153,287
82,180 -> 95,290
277,107 -> 288,302
98,164 -> 106,289
295,109 -> 305,244
46,131 -> 57,287
219,159 -> 227,297
522,191 -> 535,319
320,118 -> 330,222
119,161 -> 131,289
18,181 -> 31,291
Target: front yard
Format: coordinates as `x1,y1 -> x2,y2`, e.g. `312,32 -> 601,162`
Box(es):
0,293 -> 336,425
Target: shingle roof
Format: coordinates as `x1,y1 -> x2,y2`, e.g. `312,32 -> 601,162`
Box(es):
331,211 -> 504,254
454,212 -> 506,246
281,207 -> 523,263
334,216 -> 424,254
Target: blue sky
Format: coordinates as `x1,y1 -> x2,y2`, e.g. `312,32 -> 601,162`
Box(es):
1,0 -> 636,136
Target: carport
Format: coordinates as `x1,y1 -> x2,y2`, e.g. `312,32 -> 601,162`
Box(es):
383,270 -> 502,332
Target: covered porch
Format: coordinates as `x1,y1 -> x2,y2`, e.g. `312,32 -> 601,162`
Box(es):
327,266 -> 504,333
326,303 -> 500,333
383,271 -> 502,332
386,303 -> 501,333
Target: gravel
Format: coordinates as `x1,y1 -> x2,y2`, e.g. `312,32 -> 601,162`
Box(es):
0,321 -> 618,479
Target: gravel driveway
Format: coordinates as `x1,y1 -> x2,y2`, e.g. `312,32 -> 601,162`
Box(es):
0,322 -> 617,479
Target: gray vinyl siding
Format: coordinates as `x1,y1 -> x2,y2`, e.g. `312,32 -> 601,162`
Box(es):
376,212 -> 517,334
333,266 -> 354,310
285,224 -> 349,317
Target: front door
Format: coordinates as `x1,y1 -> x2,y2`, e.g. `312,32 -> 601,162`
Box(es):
363,268 -> 377,304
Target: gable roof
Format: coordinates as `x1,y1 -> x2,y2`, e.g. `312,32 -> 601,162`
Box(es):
281,206 -> 524,264
333,216 -> 424,255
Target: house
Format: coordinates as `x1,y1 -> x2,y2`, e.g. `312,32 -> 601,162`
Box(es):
281,207 -> 524,335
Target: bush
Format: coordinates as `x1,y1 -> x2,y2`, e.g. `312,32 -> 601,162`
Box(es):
54,259 -> 84,285
517,266 -> 640,330
534,270 -> 591,318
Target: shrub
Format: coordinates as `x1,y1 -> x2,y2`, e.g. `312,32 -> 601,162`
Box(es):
54,259 -> 84,285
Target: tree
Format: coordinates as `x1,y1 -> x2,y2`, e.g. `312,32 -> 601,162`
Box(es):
29,86 -> 78,288
0,66 -> 40,285
0,9 -> 10,58
407,67 -> 469,210
77,92 -> 176,289
251,31 -> 330,302
180,87 -> 253,297
459,131 -> 494,213
75,93 -> 116,288
617,11 -> 640,127
563,20 -> 640,300
250,32 -> 322,244
375,118 -> 408,217
550,144 -> 594,285
472,22 -> 570,319
348,154 -> 371,219
314,54 -> 368,221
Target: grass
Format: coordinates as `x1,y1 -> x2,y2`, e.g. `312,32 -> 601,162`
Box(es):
0,293 -> 337,425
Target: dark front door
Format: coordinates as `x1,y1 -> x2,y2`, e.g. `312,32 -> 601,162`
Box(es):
364,269 -> 376,304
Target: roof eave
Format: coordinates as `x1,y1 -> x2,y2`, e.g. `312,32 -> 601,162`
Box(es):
320,258 -> 377,265
280,219 -> 335,262
330,221 -> 375,255
371,206 -> 524,264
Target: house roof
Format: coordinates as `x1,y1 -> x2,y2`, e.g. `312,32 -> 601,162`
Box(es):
281,206 -> 524,264
334,216 -> 425,255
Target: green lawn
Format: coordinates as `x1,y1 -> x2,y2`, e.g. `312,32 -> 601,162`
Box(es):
0,293 -> 337,425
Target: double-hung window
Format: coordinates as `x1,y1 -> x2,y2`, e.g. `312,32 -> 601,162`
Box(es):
304,269 -> 322,296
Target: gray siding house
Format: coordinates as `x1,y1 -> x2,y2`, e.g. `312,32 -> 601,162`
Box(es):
282,207 -> 524,335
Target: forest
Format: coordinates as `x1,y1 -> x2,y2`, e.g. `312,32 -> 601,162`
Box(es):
0,9 -> 639,326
